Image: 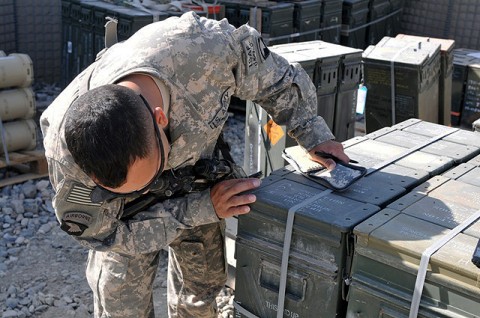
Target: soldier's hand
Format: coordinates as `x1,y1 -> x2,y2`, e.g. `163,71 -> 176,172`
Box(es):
308,140 -> 350,171
210,178 -> 261,219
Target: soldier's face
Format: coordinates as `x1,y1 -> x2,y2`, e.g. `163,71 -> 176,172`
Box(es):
100,96 -> 170,195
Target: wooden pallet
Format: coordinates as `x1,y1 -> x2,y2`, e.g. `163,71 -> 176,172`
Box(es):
0,150 -> 49,187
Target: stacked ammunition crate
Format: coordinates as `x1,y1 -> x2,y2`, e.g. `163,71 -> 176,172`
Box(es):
362,36 -> 441,133
235,118 -> 480,318
222,0 -> 344,45
396,34 -> 455,126
365,0 -> 390,46
346,119 -> 480,317
340,0 -> 369,49
243,41 -> 362,177
319,0 -> 343,44
0,53 -> 37,155
451,48 -> 480,129
291,0 -> 322,42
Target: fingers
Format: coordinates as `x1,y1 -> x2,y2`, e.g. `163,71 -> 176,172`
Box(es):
310,156 -> 337,171
308,140 -> 351,170
210,178 -> 261,219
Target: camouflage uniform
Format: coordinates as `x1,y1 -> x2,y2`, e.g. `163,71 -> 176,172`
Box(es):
40,12 -> 334,318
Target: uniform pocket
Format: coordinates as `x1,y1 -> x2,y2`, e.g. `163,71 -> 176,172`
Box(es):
177,241 -> 207,282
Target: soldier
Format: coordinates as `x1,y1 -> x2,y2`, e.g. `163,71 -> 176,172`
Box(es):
40,11 -> 349,318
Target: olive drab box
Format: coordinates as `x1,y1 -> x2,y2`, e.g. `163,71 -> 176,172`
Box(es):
235,119 -> 480,318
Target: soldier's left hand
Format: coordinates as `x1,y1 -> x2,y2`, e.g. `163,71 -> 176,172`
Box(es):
210,178 -> 261,219
308,140 -> 350,171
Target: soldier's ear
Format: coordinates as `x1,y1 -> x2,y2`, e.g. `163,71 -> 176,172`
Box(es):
154,107 -> 168,128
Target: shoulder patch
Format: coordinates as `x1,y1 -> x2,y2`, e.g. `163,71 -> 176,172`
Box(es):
60,211 -> 93,236
241,36 -> 259,74
66,184 -> 101,207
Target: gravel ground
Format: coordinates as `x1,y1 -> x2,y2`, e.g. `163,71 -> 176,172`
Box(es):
0,84 -> 246,318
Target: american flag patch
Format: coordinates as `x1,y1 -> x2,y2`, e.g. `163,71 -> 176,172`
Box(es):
66,185 -> 101,207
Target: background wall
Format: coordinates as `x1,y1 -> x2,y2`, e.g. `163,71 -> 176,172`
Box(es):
0,0 -> 62,84
401,0 -> 480,50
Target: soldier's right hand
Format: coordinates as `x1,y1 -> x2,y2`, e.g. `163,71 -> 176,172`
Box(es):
210,178 -> 261,219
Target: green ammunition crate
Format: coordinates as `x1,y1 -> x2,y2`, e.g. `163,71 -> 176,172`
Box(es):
291,0 -> 322,42
385,0 -> 403,37
451,48 -> 480,126
238,1 -> 294,45
90,0 -> 165,56
61,0 -> 96,87
61,0 -> 161,87
396,34 -> 455,126
366,0 -> 391,46
234,174 -> 380,317
340,0 -> 369,50
347,212 -> 480,318
363,37 -> 441,133
460,62 -> 480,129
319,0 -> 342,44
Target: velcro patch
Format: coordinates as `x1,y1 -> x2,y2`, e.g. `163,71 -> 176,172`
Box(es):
61,211 -> 93,236
256,37 -> 270,63
241,37 -> 259,74
66,184 -> 101,207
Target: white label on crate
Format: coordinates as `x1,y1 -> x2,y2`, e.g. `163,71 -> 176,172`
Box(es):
356,85 -> 367,115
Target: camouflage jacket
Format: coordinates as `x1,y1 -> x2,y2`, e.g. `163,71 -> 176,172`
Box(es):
40,12 -> 334,255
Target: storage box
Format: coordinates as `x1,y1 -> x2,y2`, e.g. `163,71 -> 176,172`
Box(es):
319,0 -> 342,43
396,34 -> 455,126
292,0 -> 322,42
234,174 -> 380,317
347,211 -> 480,317
340,0 -> 369,49
363,37 -> 441,133
451,48 -> 480,126
366,0 -> 390,46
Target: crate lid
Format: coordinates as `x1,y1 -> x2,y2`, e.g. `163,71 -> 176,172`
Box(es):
363,37 -> 440,67
396,34 -> 455,52
251,176 -> 380,233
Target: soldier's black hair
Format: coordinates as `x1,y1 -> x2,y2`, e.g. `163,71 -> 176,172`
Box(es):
64,84 -> 155,188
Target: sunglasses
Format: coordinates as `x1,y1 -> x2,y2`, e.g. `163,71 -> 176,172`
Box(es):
90,94 -> 166,203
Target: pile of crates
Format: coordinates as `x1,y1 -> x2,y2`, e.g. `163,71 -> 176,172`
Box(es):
220,0 -> 404,48
243,41 -> 362,178
235,118 -> 480,317
0,52 -> 37,156
61,0 -> 174,87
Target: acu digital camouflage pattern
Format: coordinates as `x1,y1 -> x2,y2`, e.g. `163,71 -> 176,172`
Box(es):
40,11 -> 335,318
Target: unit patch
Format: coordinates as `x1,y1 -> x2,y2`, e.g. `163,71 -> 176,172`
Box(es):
209,88 -> 231,129
60,211 -> 93,236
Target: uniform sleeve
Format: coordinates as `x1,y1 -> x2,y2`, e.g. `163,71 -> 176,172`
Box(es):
224,22 -> 335,150
48,159 -> 220,255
